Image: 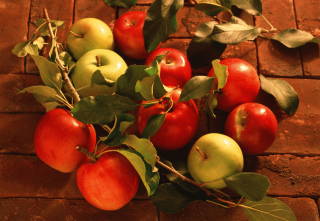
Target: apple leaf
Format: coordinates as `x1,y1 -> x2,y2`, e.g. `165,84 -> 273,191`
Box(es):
203,91 -> 218,118
101,113 -> 135,147
144,52 -> 168,76
136,74 -> 157,101
259,74 -> 299,114
91,69 -> 115,88
115,65 -> 149,100
242,196 -> 297,221
149,183 -> 207,213
142,113 -> 166,139
230,0 -> 263,16
212,59 -> 228,90
143,0 -> 184,52
12,39 -> 39,57
34,18 -> 65,37
58,51 -> 75,69
187,21 -> 226,69
271,28 -> 320,48
102,0 -> 136,8
123,134 -> 158,169
195,0 -> 231,17
71,94 -> 136,125
32,37 -> 45,51
224,172 -> 270,201
179,76 -> 215,101
118,149 -> 160,196
153,75 -> 172,99
211,16 -> 261,44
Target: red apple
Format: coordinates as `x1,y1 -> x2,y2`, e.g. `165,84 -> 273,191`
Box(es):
76,148 -> 140,211
144,48 -> 192,88
208,58 -> 260,112
224,102 -> 278,155
34,108 -> 96,173
138,88 -> 199,150
113,11 -> 159,60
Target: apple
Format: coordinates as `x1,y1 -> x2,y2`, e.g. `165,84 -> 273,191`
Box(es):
66,18 -> 114,60
70,48 -> 128,98
76,148 -> 140,211
224,102 -> 278,155
113,11 -> 159,60
144,48 -> 192,88
34,108 -> 96,173
138,88 -> 199,150
208,58 -> 260,112
187,133 -> 244,189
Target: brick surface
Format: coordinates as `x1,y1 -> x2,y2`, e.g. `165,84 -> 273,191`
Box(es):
0,0 -> 31,74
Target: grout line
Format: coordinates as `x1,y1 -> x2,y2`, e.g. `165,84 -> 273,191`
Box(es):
24,0 -> 33,74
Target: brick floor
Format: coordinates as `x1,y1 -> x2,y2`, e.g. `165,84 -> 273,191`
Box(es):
1,0 -> 320,220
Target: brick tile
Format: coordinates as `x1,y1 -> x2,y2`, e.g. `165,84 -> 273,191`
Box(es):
0,74 -> 45,113
0,1 -> 31,74
0,198 -> 158,221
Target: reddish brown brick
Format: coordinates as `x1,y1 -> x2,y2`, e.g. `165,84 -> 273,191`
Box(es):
0,1 -> 31,74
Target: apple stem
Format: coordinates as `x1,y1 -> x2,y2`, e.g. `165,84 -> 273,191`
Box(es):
75,146 -> 97,162
195,146 -> 208,159
124,19 -> 134,27
166,57 -> 173,64
96,55 -> 101,67
69,30 -> 84,38
242,116 -> 246,126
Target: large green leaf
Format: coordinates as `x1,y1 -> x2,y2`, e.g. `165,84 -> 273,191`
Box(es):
242,196 -> 297,221
231,0 -> 262,16
141,113 -> 166,139
102,0 -> 136,8
211,16 -> 261,44
71,94 -> 136,124
271,28 -> 320,48
195,0 -> 231,17
143,0 -> 184,52
91,69 -> 115,88
136,74 -> 157,101
179,76 -> 215,101
260,74 -> 299,114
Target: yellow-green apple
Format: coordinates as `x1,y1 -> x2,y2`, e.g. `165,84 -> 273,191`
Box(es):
187,133 -> 244,189
138,88 -> 199,150
224,102 -> 278,155
76,147 -> 140,211
34,108 -> 96,173
70,49 -> 127,98
113,11 -> 159,60
208,58 -> 260,112
144,48 -> 192,88
66,18 -> 114,60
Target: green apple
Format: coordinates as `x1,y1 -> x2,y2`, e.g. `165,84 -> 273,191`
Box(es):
66,18 -> 114,60
187,133 -> 244,189
70,49 -> 127,98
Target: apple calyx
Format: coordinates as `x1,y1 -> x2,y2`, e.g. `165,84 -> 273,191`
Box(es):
165,57 -> 173,64
75,146 -> 97,162
195,146 -> 208,159
161,95 -> 173,112
69,30 -> 84,38
95,55 -> 101,67
242,116 -> 247,126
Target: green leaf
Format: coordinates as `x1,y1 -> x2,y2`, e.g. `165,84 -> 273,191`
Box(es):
12,40 -> 39,57
179,76 -> 215,101
212,59 -> 228,90
58,51 -> 74,68
259,74 -> 299,114
212,16 -> 261,44
143,0 -> 184,52
271,28 -> 320,48
123,134 -> 158,169
203,91 -> 218,118
102,0 -> 137,8
224,172 -> 270,201
34,18 -> 65,37
71,94 -> 137,124
118,149 -> 160,196
32,37 -> 45,50
187,21 -> 227,69
91,70 -> 115,88
145,52 -> 169,76
230,0 -> 262,16
150,183 -> 207,213
242,196 -> 297,221
141,113 -> 166,139
153,75 -> 172,99
136,74 -> 157,101
195,0 -> 231,17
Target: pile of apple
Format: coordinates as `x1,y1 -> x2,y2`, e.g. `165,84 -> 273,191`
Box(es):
33,10 -> 278,211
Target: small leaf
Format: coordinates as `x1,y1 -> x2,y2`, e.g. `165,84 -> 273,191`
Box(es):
195,0 -> 231,17
35,19 -> 65,36
242,196 -> 297,221
224,172 -> 270,201
187,21 -> 227,69
179,76 -> 215,101
12,40 -> 39,57
136,74 -> 157,101
32,37 -> 46,50
260,74 -> 299,114
230,0 -> 262,16
153,75 -> 172,99
58,51 -> 74,68
143,0 -> 184,52
212,59 -> 228,90
271,28 -> 320,48
203,91 -> 217,118
212,16 -> 261,44
142,113 -> 166,139
71,94 -> 137,125
145,52 -> 168,76
91,70 -> 115,88
102,0 -> 137,8
150,183 -> 207,213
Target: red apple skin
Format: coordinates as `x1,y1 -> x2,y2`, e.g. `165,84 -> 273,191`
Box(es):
144,48 -> 192,88
76,150 -> 140,211
113,11 -> 158,60
34,108 -> 96,173
138,88 -> 199,150
224,102 -> 278,155
208,58 -> 260,112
